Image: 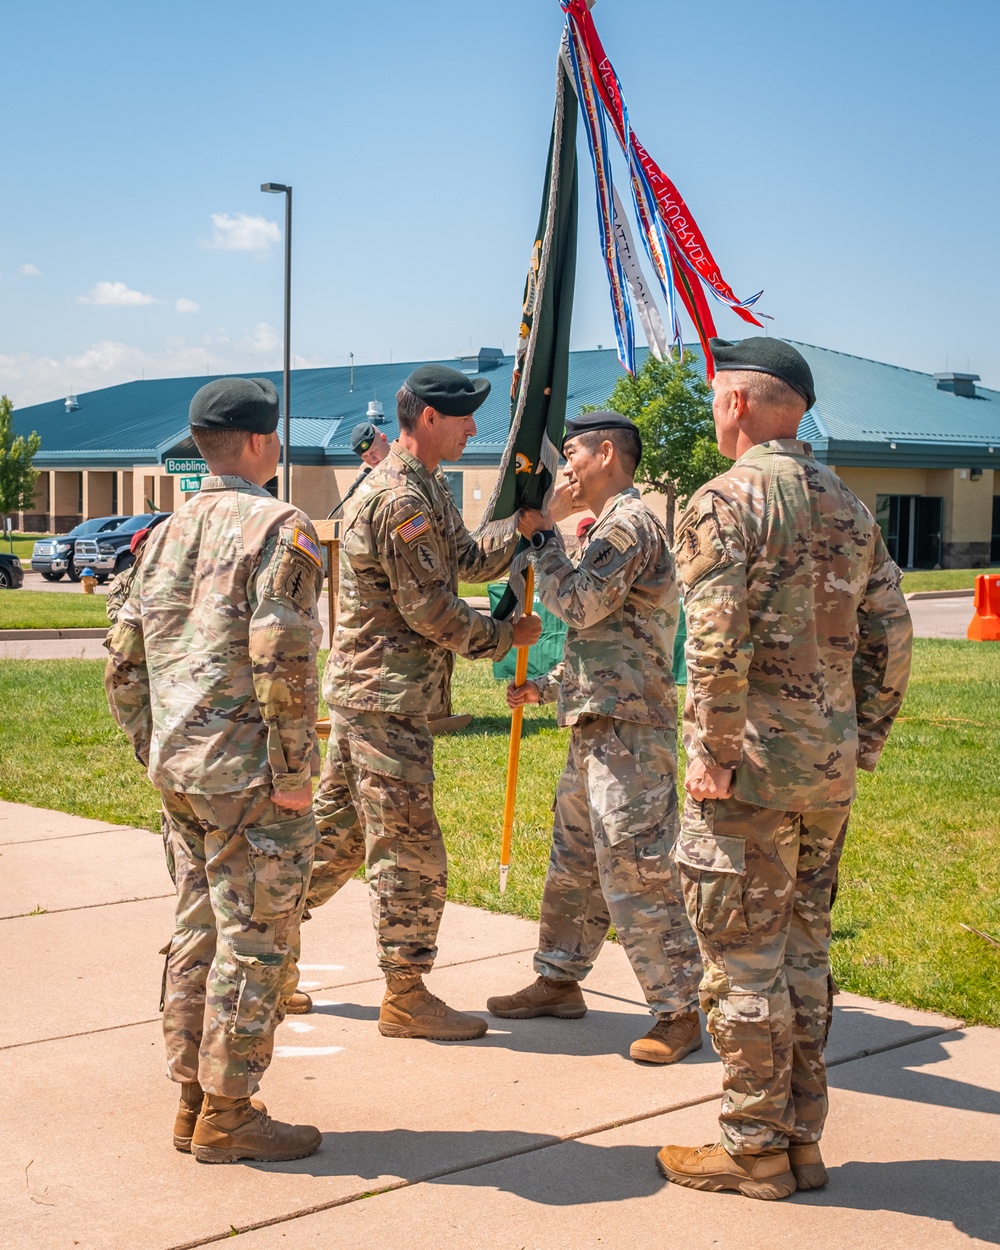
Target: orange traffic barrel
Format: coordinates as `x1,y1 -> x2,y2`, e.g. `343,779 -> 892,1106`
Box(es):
967,573 -> 1000,641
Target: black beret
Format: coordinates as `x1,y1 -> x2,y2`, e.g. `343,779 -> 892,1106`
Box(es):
189,377 -> 280,433
350,421 -> 378,453
562,409 -> 642,456
404,364 -> 490,417
710,337 -> 815,410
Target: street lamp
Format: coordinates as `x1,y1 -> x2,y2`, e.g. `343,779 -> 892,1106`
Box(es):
261,181 -> 292,501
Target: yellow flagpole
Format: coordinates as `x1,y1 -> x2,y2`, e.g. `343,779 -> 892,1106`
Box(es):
499,565 -> 535,894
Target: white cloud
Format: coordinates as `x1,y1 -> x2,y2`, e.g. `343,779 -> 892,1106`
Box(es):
175,297 -> 200,314
18,263 -> 42,277
201,212 -> 280,253
239,321 -> 281,355
79,280 -> 161,307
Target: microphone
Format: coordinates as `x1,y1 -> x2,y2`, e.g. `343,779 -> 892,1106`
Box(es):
327,464 -> 372,519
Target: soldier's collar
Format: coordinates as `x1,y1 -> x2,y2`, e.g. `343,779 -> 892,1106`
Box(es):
392,445 -> 436,485
737,438 -> 814,464
594,485 -> 640,524
199,474 -> 273,496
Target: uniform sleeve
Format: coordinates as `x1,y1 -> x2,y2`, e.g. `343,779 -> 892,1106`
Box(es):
532,662 -> 563,705
378,495 -> 515,661
455,516 -> 520,583
675,491 -> 752,770
104,589 -> 153,766
531,517 -> 650,630
853,533 -> 913,771
248,521 -> 324,793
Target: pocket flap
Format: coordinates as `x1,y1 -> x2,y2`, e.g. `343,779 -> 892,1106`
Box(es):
245,812 -> 317,857
674,831 -> 745,875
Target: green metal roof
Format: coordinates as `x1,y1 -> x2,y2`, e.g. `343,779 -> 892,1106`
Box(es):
13,343 -> 999,472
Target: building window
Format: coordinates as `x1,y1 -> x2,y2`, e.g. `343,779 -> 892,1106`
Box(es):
443,471 -> 464,512
876,495 -> 943,568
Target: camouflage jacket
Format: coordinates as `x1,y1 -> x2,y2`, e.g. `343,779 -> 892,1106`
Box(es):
104,475 -> 323,795
675,439 -> 912,811
530,487 -> 679,731
324,445 -> 517,719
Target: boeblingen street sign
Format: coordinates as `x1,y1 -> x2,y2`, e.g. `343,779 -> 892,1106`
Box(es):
165,458 -> 208,475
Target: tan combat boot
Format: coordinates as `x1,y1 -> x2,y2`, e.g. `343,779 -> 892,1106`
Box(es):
173,1081 -> 204,1153
284,991 -> 313,1015
486,975 -> 587,1020
789,1141 -> 828,1189
656,1142 -> 796,1201
191,1096 -> 322,1164
379,973 -> 487,1040
629,1010 -> 702,1064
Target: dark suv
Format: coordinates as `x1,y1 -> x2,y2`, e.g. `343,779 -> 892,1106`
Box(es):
31,516 -> 129,582
73,513 -> 171,581
0,550 -> 24,589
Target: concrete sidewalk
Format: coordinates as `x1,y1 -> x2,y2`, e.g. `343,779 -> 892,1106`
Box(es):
1,799 -> 997,1250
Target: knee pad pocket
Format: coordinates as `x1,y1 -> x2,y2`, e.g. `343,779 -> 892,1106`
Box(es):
245,813 -> 316,923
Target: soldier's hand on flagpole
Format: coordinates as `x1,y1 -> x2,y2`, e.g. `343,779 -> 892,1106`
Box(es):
517,508 -> 550,539
684,756 -> 734,801
507,680 -> 542,709
511,615 -> 543,648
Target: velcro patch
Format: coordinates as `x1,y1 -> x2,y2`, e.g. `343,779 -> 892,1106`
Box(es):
415,543 -> 438,573
292,528 -> 322,568
604,521 -> 635,554
396,512 -> 430,544
269,546 -> 319,613
675,512 -> 726,587
591,541 -> 617,569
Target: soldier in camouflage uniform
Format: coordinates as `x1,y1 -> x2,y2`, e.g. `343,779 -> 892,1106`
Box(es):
105,377 -> 324,1164
308,365 -> 542,1041
487,411 -> 703,1065
656,338 -> 912,1201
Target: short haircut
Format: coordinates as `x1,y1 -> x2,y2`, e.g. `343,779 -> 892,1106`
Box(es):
190,425 -> 252,463
570,426 -> 641,476
396,384 -> 428,433
721,369 -> 806,414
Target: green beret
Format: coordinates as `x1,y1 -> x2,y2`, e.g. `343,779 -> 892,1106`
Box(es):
189,377 -> 280,433
404,364 -> 490,417
710,337 -> 815,410
562,409 -> 642,457
350,421 -> 377,453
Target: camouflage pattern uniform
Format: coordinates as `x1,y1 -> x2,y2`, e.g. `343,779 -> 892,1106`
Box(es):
105,475 -> 323,1098
528,487 -> 701,1019
311,446 -> 518,973
674,439 -> 912,1154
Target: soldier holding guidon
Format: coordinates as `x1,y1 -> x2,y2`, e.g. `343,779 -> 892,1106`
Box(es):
304,365 -> 543,1040
488,410 -> 703,1064
657,338 -> 912,1200
105,377 -> 325,1164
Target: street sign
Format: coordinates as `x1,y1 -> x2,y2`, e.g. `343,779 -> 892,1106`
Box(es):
179,476 -> 204,493
165,458 -> 208,475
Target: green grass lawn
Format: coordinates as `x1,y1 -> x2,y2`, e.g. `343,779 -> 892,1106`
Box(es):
1,638 -> 997,1024
0,589 -> 111,630
3,533 -> 54,562
901,567 -> 994,593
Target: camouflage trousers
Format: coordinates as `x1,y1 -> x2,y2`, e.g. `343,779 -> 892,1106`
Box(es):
675,795 -> 849,1154
307,708 -> 445,975
535,716 -> 701,1019
160,788 -> 316,1098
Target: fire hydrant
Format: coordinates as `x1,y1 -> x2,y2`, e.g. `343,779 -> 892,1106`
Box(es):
80,566 -> 97,595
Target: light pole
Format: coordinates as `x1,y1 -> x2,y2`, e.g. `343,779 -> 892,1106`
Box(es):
261,182 -> 292,501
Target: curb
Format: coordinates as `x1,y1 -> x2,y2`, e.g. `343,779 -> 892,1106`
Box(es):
904,589 -> 975,601
0,627 -> 107,640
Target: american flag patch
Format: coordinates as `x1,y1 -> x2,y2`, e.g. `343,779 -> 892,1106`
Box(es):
292,528 -> 322,566
396,512 -> 430,544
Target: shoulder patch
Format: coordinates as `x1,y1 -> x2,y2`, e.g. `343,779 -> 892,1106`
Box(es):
396,512 -> 431,544
292,527 -> 322,568
675,511 -> 727,587
604,521 -> 636,554
591,541 -> 617,569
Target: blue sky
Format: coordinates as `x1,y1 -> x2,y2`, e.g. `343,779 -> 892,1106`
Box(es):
2,0 -> 998,409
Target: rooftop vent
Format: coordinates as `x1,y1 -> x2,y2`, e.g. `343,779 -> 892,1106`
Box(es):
933,372 -> 979,398
65,394 -> 79,412
459,347 -> 505,374
366,399 -> 385,423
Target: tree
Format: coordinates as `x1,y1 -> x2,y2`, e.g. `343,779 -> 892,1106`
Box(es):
0,395 -> 42,527
586,351 -> 727,543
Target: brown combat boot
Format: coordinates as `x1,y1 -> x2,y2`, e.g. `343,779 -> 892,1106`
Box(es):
629,1010 -> 703,1064
789,1141 -> 828,1190
486,975 -> 587,1020
656,1142 -> 796,1201
191,1095 -> 322,1164
284,991 -> 313,1015
379,973 -> 487,1040
173,1082 -> 204,1153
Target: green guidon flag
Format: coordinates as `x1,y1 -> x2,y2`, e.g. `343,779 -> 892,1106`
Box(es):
480,47 -> 578,622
